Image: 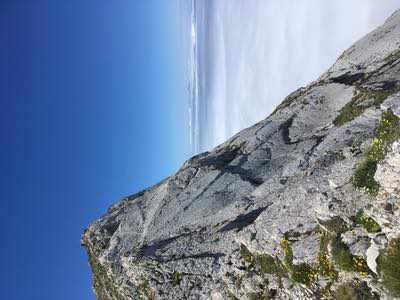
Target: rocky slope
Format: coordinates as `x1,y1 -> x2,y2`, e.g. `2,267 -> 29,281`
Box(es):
82,10 -> 400,300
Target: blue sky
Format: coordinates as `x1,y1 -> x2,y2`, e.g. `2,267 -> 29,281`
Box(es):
3,1 -> 399,300
0,1 -> 188,299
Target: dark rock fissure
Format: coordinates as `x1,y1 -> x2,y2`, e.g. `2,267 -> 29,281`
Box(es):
331,72 -> 365,85
138,233 -> 192,258
299,135 -> 326,170
218,204 -> 272,233
183,150 -> 270,211
197,145 -> 243,169
138,233 -> 225,263
158,252 -> 226,264
280,115 -> 297,145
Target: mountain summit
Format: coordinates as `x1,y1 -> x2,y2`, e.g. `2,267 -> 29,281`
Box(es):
82,10 -> 400,300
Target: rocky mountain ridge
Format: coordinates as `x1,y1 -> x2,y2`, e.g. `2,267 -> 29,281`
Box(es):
82,10 -> 400,300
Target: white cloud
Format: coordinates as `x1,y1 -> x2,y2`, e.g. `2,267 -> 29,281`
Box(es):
193,0 -> 399,152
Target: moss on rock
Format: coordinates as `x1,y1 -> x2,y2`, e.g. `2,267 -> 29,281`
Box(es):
86,248 -> 125,300
240,244 -> 257,272
317,229 -> 338,281
257,253 -> 285,276
384,49 -> 400,63
331,236 -> 369,273
291,263 -> 318,285
334,87 -> 400,127
353,159 -> 379,195
279,236 -> 320,286
239,243 -> 287,279
353,109 -> 400,194
138,279 -> 156,300
171,271 -> 183,287
377,238 -> 400,297
335,282 -> 379,300
319,217 -> 349,234
353,210 -> 381,233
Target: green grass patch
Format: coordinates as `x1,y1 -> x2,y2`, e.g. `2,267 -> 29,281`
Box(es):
331,236 -> 369,273
239,244 -> 287,278
85,248 -> 126,300
353,210 -> 381,233
239,239 -> 319,287
317,229 -> 338,281
137,279 -> 156,300
280,237 -> 294,268
334,101 -> 366,127
336,283 -> 358,300
353,109 -> 400,194
171,271 -> 182,287
319,216 -> 349,234
377,238 -> 400,297
280,236 -> 319,286
334,87 -> 400,126
353,160 -> 379,195
335,282 -> 379,300
240,244 -> 257,272
384,49 -> 400,63
291,263 -> 318,285
257,253 -> 286,276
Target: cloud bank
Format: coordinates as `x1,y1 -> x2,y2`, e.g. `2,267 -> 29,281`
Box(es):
186,0 -> 399,153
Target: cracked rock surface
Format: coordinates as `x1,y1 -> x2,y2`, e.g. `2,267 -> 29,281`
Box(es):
82,10 -> 400,300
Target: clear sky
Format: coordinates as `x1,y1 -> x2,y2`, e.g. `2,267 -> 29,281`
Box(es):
1,1 -> 188,299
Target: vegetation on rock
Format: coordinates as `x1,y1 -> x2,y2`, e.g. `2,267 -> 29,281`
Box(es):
280,236 -> 294,268
384,49 -> 400,63
331,236 -> 369,274
317,228 -> 338,281
335,282 -> 379,300
138,279 -> 156,300
334,86 -> 400,127
290,263 -> 318,285
257,253 -> 285,276
353,109 -> 400,194
377,238 -> 400,297
239,244 -> 286,277
353,210 -> 381,233
280,233 -> 328,287
319,217 -> 349,234
86,247 -> 125,300
171,271 -> 183,287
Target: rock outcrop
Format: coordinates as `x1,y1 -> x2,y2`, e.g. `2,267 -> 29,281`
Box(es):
82,10 -> 400,300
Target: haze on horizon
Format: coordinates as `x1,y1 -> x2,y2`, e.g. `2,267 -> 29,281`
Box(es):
182,0 -> 400,154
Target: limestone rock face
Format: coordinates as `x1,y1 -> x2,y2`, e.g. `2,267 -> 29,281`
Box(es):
82,10 -> 400,300
374,140 -> 400,240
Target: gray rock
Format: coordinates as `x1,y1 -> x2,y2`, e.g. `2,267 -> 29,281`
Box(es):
342,227 -> 370,258
82,10 -> 400,300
